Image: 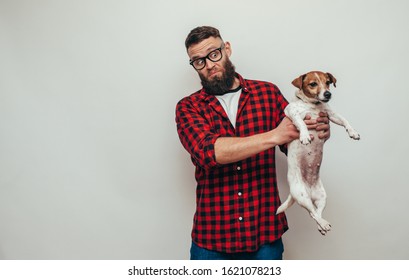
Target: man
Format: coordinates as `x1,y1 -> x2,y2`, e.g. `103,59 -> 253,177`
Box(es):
175,26 -> 330,260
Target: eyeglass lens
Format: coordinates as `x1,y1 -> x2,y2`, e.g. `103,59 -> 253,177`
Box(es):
191,48 -> 223,70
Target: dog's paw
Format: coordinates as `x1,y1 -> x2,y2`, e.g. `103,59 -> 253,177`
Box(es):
317,219 -> 331,235
347,129 -> 360,140
300,137 -> 311,145
319,228 -> 328,235
300,132 -> 312,145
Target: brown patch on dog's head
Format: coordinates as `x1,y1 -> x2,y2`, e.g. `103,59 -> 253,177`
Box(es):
293,71 -> 337,102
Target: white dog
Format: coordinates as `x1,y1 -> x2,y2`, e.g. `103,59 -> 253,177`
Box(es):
276,71 -> 360,235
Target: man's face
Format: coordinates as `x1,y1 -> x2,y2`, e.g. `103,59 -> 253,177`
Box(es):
187,37 -> 236,95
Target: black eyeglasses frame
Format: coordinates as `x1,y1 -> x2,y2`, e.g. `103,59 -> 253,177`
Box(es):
189,45 -> 225,70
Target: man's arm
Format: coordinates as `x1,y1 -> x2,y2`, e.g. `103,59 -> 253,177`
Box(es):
214,117 -> 299,165
215,114 -> 331,165
176,93 -> 330,169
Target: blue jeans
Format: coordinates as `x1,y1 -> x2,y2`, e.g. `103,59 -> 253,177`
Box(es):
190,239 -> 284,260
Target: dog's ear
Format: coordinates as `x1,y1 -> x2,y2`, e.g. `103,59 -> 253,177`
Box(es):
292,74 -> 305,89
326,72 -> 337,88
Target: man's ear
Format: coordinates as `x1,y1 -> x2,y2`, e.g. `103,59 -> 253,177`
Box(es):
224,41 -> 232,57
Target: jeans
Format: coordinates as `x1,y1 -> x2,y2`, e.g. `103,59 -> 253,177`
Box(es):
190,238 -> 284,260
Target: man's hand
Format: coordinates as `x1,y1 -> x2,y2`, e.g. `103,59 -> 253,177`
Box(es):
270,117 -> 300,146
304,112 -> 331,141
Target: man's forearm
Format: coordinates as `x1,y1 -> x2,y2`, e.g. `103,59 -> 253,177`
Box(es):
214,117 -> 300,165
214,131 -> 277,165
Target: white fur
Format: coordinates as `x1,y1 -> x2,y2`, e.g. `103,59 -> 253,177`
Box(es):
276,91 -> 360,235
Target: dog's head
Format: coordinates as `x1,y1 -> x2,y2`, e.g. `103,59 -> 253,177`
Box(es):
292,71 -> 337,104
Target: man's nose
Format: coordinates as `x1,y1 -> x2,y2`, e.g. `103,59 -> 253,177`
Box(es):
205,58 -> 216,69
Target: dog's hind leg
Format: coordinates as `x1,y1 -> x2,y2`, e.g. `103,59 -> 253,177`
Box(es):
310,213 -> 330,235
306,206 -> 331,235
312,180 -> 331,234
292,187 -> 330,235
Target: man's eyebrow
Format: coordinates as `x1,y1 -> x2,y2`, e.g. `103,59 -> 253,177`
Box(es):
190,54 -> 201,61
190,45 -> 218,60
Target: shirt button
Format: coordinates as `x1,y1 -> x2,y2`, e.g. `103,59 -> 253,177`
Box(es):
238,192 -> 242,196
238,217 -> 243,221
237,166 -> 241,171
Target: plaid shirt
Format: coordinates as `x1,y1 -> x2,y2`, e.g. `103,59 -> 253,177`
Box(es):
176,73 -> 289,253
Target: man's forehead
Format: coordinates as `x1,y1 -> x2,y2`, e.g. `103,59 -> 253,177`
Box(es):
188,37 -> 223,59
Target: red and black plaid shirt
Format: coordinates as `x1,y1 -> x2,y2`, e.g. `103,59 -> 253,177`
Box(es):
176,73 -> 289,253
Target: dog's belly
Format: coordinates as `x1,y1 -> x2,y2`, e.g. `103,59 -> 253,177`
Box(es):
289,131 -> 324,186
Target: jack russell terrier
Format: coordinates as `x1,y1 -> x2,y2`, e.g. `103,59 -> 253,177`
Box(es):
276,71 -> 360,235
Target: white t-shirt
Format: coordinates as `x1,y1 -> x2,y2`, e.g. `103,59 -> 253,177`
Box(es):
216,87 -> 242,128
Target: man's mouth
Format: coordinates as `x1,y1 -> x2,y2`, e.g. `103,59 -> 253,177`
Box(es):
209,71 -> 219,78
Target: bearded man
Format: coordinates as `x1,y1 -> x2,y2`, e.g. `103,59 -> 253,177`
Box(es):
175,26 -> 330,260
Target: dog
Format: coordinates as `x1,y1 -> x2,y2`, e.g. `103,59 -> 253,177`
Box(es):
276,71 -> 360,235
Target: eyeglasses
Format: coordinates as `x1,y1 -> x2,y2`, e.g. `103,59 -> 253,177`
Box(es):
189,45 -> 224,70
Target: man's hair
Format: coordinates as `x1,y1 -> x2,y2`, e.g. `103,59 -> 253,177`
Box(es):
185,26 -> 223,50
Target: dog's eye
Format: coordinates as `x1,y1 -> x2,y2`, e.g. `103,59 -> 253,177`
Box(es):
326,81 -> 331,86
309,82 -> 318,87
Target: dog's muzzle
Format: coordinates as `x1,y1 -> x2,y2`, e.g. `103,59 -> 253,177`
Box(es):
322,91 -> 332,102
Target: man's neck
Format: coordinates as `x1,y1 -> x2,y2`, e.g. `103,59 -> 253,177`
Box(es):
231,77 -> 240,90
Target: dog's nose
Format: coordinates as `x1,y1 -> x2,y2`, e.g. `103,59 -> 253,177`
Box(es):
324,91 -> 332,99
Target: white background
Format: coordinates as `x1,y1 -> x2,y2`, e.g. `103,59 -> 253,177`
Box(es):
0,0 -> 408,259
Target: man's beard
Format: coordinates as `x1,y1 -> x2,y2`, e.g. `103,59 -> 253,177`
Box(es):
199,59 -> 236,96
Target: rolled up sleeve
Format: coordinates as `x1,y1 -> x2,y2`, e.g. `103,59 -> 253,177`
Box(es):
176,98 -> 220,170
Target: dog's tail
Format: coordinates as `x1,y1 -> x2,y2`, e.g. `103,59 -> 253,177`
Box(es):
276,195 -> 295,215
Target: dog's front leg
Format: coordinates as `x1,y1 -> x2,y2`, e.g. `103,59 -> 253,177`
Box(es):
327,110 -> 360,140
293,116 -> 311,145
285,106 -> 311,145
